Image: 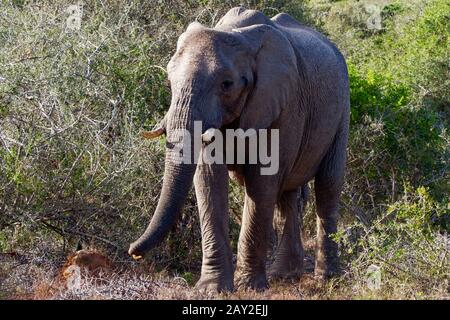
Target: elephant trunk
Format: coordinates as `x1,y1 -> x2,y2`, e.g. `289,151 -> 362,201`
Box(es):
129,95 -> 199,257
128,157 -> 196,257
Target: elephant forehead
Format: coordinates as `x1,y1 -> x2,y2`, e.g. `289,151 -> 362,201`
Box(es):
179,27 -> 242,55
170,43 -> 238,82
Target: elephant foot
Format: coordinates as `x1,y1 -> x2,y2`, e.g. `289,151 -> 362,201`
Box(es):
195,274 -> 234,293
268,256 -> 303,281
235,272 -> 269,291
315,237 -> 340,280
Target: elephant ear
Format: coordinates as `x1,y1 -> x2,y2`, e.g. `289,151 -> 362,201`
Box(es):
233,24 -> 299,130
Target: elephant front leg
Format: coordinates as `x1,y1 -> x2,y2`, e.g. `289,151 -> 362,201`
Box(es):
235,181 -> 277,291
194,163 -> 233,292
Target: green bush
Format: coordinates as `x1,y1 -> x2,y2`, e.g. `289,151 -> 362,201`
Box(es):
334,186 -> 449,299
347,64 -> 447,203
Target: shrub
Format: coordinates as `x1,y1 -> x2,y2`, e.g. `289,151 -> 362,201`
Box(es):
334,186 -> 449,299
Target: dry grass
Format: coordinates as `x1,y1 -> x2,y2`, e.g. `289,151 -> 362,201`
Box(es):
0,248 -> 338,300
2,245 -> 447,300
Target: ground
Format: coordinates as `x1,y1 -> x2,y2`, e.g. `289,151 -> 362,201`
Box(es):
0,243 -> 356,300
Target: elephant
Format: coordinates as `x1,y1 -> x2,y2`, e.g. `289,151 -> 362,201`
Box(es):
128,7 -> 350,292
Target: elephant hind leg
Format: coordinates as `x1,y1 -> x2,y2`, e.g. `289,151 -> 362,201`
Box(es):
235,172 -> 280,291
314,123 -> 348,279
268,188 -> 304,280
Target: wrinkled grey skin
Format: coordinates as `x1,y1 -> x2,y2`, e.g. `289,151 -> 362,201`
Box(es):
129,7 -> 350,292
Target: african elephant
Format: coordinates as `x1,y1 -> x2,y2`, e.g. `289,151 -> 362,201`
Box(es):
128,7 -> 350,292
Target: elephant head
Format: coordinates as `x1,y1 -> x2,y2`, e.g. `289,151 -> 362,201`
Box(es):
128,21 -> 299,258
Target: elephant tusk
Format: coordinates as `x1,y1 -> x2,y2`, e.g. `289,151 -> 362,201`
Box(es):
201,128 -> 218,143
141,127 -> 165,140
131,254 -> 143,261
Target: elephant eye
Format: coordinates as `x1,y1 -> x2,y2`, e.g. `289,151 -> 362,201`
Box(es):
221,80 -> 234,92
242,76 -> 248,87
